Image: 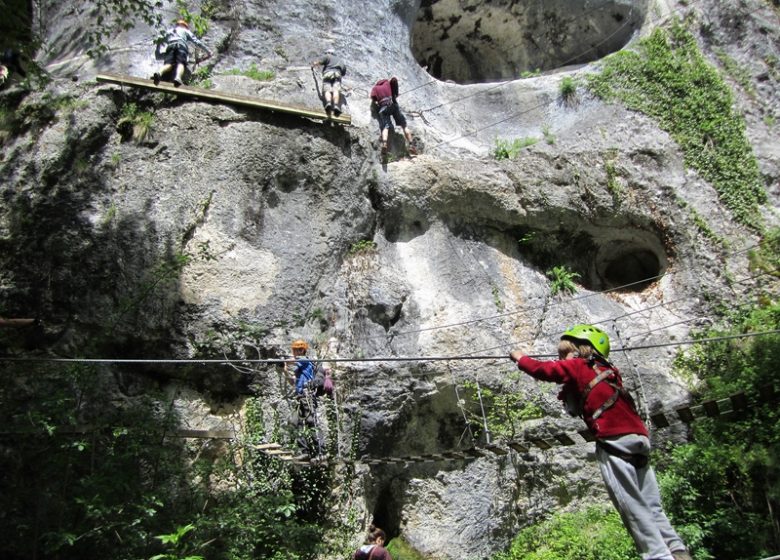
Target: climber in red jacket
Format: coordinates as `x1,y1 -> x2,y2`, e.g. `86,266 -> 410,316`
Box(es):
370,77 -> 416,158
510,324 -> 692,560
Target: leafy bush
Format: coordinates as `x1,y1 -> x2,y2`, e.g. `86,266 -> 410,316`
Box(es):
587,19 -> 766,228
117,102 -> 154,143
463,376 -> 544,441
546,265 -> 580,295
0,371 -> 347,560
493,505 -> 638,560
559,76 -> 578,103
0,365 -> 190,559
658,295 -> 780,560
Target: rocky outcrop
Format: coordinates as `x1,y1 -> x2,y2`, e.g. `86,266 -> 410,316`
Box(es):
2,0 -> 778,558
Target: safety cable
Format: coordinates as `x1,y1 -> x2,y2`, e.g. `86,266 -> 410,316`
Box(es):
611,320 -> 653,424
1,328 -> 778,366
356,250 -> 775,343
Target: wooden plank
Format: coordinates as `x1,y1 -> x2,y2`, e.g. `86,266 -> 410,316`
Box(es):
529,437 -> 552,450
702,399 -> 720,418
759,384 -> 777,402
508,441 -> 529,453
730,392 -> 748,411
171,429 -> 234,439
554,433 -> 576,446
263,448 -> 292,456
442,451 -> 467,460
482,444 -> 509,455
95,73 -> 352,125
465,447 -> 487,457
676,406 -> 695,423
254,443 -> 283,450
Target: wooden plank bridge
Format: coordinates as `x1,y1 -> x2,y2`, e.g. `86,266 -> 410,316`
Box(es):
95,73 -> 352,125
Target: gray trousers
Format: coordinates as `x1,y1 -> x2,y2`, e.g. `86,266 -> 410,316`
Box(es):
597,434 -> 686,560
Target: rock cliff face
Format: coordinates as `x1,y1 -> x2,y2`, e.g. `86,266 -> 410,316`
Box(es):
1,0 -> 779,558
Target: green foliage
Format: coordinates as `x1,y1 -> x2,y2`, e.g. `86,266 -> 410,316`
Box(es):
546,265 -> 580,295
88,0 -> 164,58
493,505 -> 638,560
520,68 -> 542,78
493,137 -> 539,160
117,102 -> 155,143
659,296 -> 780,559
0,364 -> 189,559
224,63 -> 275,81
587,20 -> 766,228
189,65 -> 215,89
387,537 -> 427,560
176,0 -> 214,38
747,227 -> 780,279
151,524 -> 205,560
463,377 -> 544,441
542,124 -> 556,145
559,76 -> 578,103
714,48 -> 756,97
348,239 -> 377,255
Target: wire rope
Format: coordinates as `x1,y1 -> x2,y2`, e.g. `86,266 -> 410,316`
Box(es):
2,329 -> 778,367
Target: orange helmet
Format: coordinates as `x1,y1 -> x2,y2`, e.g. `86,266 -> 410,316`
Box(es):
291,339 -> 308,352
176,19 -> 189,29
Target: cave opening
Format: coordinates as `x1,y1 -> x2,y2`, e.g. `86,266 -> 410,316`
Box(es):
515,224 -> 668,293
602,248 -> 661,290
412,0 -> 649,84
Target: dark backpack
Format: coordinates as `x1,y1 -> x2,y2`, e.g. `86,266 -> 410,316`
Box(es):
309,364 -> 325,392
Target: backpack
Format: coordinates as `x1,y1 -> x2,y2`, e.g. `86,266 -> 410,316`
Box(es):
309,364 -> 334,397
309,364 -> 325,392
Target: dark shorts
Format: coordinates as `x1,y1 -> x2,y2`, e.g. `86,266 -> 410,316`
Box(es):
164,45 -> 188,66
378,103 -> 406,131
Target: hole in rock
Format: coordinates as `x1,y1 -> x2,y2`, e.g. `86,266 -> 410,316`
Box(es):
412,0 -> 649,84
596,244 -> 663,291
516,225 -> 667,293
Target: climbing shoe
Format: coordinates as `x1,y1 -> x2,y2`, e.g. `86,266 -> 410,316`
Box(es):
672,550 -> 693,560
408,144 -> 418,156
333,107 -> 342,117
172,78 -> 182,87
152,73 -> 160,85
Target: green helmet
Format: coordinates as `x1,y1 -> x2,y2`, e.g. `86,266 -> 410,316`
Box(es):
561,324 -> 610,358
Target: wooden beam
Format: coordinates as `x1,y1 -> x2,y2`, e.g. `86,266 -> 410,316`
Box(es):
95,73 -> 352,125
0,317 -> 36,328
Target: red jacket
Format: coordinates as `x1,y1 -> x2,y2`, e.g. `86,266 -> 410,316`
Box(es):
516,355 -> 648,439
370,77 -> 398,104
